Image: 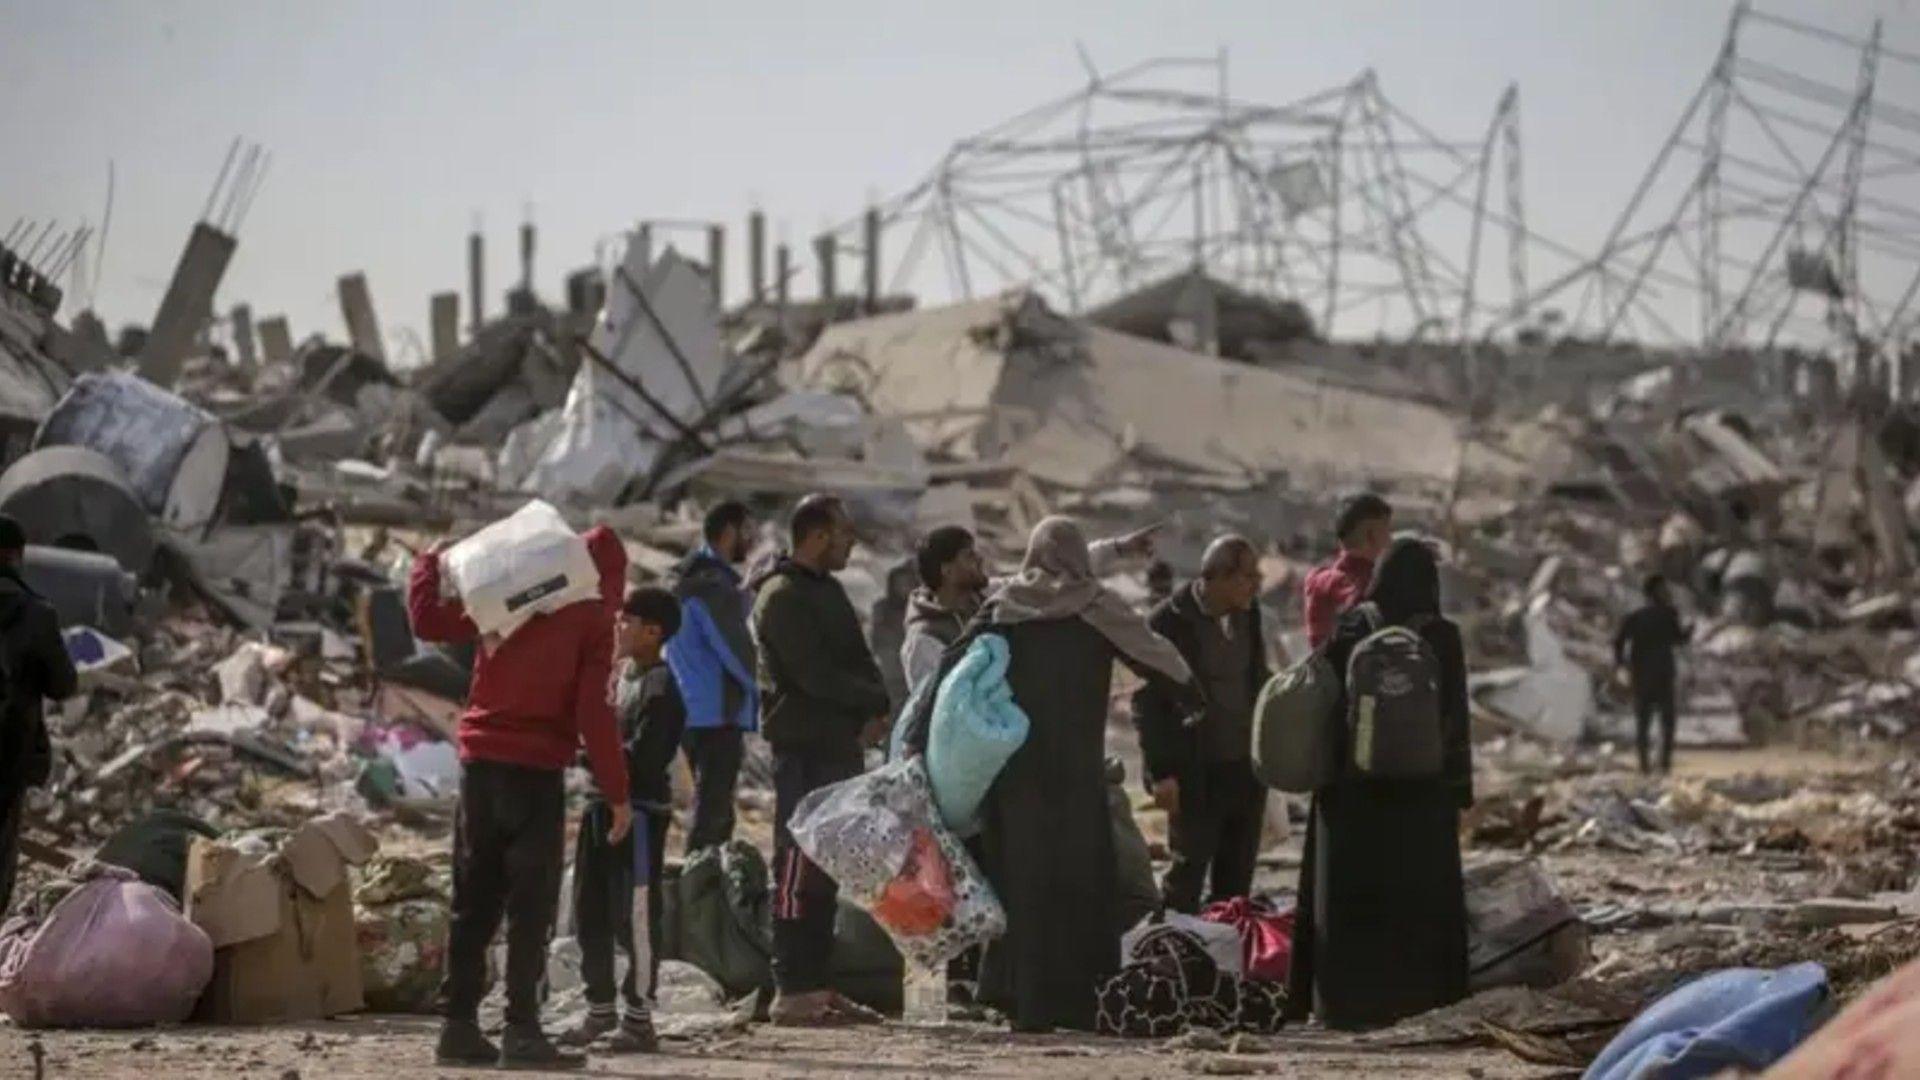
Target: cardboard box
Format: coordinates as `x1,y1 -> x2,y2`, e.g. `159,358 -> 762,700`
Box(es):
185,814 -> 379,1024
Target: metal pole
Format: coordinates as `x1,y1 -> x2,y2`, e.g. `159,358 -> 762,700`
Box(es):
863,206 -> 881,312
468,230 -> 485,334
1700,4 -> 1741,344
815,233 -> 838,303
1457,86 -> 1508,338
1503,91 -> 1528,318
748,210 -> 767,304
775,242 -> 791,325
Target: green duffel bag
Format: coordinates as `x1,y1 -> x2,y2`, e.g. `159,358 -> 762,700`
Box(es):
658,838 -> 905,1015
659,840 -> 774,1000
1250,650 -> 1342,793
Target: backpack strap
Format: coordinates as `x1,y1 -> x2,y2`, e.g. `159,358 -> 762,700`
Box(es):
1354,602 -> 1382,633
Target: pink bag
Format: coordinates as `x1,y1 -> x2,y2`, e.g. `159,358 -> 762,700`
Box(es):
0,865 -> 213,1028
1200,897 -> 1295,983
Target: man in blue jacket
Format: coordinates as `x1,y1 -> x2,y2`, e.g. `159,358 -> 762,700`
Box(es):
665,501 -> 760,851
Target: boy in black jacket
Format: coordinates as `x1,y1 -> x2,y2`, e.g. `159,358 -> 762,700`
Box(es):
565,587 -> 686,1053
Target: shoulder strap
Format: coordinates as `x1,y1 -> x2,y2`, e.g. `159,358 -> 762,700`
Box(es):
1354,602 -> 1382,633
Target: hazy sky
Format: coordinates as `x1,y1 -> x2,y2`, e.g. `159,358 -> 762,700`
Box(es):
4,0 -> 1917,358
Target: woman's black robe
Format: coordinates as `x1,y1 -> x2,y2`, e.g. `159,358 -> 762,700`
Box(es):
1285,605 -> 1473,1031
905,616 -> 1195,1032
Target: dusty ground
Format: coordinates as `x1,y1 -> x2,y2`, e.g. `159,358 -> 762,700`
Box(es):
0,1016 -> 1548,1079
6,742 -> 1916,1079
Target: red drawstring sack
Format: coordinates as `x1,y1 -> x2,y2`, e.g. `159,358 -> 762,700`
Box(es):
872,827 -> 955,936
1200,897 -> 1294,982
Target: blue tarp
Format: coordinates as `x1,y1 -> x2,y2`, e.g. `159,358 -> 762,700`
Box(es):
1584,962 -> 1829,1080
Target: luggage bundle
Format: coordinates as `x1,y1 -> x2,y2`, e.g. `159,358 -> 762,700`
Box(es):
0,863 -> 213,1028
442,499 -> 600,640
788,757 -> 1006,968
1251,603 -> 1444,792
1096,914 -> 1286,1038
656,839 -> 903,1015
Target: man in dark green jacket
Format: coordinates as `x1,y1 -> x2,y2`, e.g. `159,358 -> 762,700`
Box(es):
750,494 -> 891,1026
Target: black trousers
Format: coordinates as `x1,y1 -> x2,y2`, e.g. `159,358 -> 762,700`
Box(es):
770,740 -> 863,995
1161,759 -> 1269,914
682,726 -> 745,851
1634,681 -> 1678,774
443,760 -> 566,1027
0,787 -> 24,919
572,801 -> 669,1013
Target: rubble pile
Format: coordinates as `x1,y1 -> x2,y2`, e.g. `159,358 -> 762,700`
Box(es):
2,187 -> 1918,1074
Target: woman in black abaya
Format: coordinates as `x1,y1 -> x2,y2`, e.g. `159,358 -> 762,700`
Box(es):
903,517 -> 1198,1033
1285,537 -> 1472,1031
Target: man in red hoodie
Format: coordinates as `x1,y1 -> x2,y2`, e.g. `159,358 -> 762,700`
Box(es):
410,525 -> 632,1070
1301,493 -> 1393,650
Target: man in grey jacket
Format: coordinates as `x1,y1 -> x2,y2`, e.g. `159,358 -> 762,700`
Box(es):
901,523 -> 1164,702
1133,536 -> 1270,913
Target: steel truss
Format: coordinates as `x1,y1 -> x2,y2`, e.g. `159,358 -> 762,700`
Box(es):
1543,3 -> 1920,355
826,52 -> 1585,342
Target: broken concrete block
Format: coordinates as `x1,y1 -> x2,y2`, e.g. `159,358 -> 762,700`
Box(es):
0,447 -> 157,576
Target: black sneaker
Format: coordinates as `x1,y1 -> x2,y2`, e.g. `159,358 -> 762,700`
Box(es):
597,1014 -> 659,1055
558,1010 -> 616,1049
434,1019 -> 499,1066
498,1024 -> 588,1071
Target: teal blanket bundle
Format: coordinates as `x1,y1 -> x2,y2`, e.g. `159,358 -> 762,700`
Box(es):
926,633 -> 1031,836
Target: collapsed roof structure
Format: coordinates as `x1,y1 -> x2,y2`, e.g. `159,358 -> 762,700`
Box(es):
797,289 -> 1486,491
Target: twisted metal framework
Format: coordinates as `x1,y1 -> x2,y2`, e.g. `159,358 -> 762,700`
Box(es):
830,52 -> 1580,341
830,6 -> 1920,356
1534,3 -> 1920,355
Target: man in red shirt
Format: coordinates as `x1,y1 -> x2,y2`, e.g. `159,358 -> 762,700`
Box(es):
410,525 -> 632,1070
1302,494 -> 1394,649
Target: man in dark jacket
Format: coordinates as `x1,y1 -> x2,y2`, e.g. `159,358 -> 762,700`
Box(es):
566,586 -> 686,1054
664,501 -> 759,851
0,516 -> 78,918
1133,535 -> 1271,913
1615,574 -> 1689,774
750,494 -> 891,1027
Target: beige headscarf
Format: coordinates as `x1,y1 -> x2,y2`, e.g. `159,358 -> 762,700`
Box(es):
980,516 -> 1193,684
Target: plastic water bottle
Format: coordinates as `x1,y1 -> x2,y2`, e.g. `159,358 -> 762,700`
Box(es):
904,963 -> 945,1024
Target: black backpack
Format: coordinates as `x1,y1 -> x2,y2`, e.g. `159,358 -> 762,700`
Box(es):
1344,604 -> 1445,778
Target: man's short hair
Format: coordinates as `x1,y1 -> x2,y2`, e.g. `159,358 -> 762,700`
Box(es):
1644,573 -> 1668,599
623,586 -> 683,639
915,526 -> 975,590
789,494 -> 844,548
1200,535 -> 1257,580
0,514 -> 24,555
1335,493 -> 1393,544
703,500 -> 751,546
